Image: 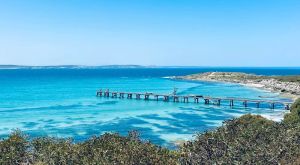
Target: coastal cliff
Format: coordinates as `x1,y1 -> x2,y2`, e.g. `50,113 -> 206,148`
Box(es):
176,72 -> 300,100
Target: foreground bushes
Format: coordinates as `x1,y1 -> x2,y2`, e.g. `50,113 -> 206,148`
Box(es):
180,98 -> 300,164
0,131 -> 178,165
1,99 -> 300,164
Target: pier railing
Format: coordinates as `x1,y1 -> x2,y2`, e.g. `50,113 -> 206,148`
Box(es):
96,89 -> 293,110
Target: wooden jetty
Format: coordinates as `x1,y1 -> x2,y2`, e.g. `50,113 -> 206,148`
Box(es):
96,89 -> 293,110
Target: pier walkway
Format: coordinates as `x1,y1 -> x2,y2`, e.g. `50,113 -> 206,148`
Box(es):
96,89 -> 293,110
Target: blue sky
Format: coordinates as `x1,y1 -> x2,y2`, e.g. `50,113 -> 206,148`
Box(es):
0,0 -> 299,66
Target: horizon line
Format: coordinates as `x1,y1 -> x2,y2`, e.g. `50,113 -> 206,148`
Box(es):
0,64 -> 300,68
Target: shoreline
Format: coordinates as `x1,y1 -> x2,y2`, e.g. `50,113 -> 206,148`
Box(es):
174,72 -> 300,102
240,82 -> 298,101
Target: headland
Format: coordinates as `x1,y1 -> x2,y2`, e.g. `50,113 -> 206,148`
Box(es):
175,72 -> 300,101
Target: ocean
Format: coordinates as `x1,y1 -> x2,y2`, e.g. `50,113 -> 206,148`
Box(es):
0,67 -> 299,148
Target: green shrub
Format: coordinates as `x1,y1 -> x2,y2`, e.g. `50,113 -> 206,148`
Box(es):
31,137 -> 80,164
284,98 -> 300,125
0,130 -> 179,165
0,129 -> 30,165
77,131 -> 178,164
180,100 -> 300,164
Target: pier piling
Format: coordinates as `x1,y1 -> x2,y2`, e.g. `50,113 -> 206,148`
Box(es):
204,99 -> 210,104
173,96 -> 179,102
164,96 -> 169,102
183,96 -> 189,103
144,94 -> 150,100
243,100 -> 248,107
136,94 -> 141,99
127,93 -> 132,99
229,100 -> 234,106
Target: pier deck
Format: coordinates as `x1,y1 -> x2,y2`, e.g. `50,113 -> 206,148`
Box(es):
96,89 -> 293,110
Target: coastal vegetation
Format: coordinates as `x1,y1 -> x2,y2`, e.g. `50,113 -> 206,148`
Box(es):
180,99 -> 300,164
177,72 -> 300,97
0,130 -> 178,164
1,99 -> 300,164
273,75 -> 300,83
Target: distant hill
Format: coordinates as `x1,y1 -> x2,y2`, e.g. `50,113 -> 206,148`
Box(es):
0,65 -> 148,69
0,65 -> 211,69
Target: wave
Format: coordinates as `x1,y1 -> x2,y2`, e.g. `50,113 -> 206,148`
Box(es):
162,76 -> 175,79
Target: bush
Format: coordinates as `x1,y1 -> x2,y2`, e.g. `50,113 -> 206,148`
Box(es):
77,132 -> 178,164
180,99 -> 300,164
284,98 -> 300,125
0,131 -> 179,165
0,130 -> 30,165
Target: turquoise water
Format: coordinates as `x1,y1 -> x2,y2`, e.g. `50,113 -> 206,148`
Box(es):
0,68 -> 296,148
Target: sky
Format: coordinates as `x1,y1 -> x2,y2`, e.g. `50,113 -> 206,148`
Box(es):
0,0 -> 299,67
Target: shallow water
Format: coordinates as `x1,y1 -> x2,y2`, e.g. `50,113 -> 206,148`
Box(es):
0,68 -> 297,148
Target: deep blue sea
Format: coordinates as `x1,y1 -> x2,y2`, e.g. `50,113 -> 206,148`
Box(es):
0,67 -> 299,148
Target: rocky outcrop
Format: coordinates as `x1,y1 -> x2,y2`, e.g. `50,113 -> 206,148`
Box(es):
176,72 -> 300,99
